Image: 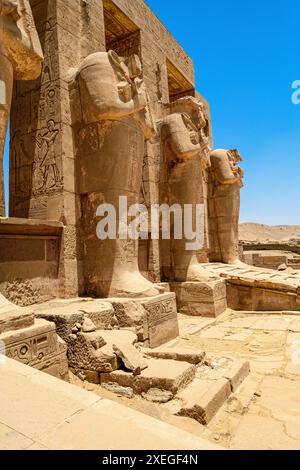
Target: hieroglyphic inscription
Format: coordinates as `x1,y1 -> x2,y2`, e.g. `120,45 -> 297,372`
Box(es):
143,296 -> 177,328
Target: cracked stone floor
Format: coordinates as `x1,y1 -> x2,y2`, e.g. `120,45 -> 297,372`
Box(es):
72,310 -> 300,450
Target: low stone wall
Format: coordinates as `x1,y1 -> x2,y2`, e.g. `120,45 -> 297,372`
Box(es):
241,241 -> 300,255
0,218 -> 63,306
242,250 -> 300,271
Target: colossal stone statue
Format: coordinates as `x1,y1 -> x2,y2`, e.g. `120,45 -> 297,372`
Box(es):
0,0 -> 43,215
72,50 -> 161,298
160,97 -> 217,282
208,148 -> 244,264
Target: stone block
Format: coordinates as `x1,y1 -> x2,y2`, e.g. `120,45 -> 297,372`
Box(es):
112,293 -> 179,348
34,299 -> 115,341
79,370 -> 100,384
143,346 -> 205,365
100,329 -> 147,372
142,293 -> 179,348
223,361 -> 250,392
101,358 -> 196,395
68,332 -> 119,374
101,382 -> 134,398
176,378 -> 231,424
170,281 -> 227,317
0,318 -> 69,382
0,303 -> 34,335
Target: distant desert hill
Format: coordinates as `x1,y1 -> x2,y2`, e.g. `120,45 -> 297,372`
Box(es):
239,223 -> 300,243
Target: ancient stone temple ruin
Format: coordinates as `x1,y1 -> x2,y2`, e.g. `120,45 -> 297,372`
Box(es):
1,0 -> 300,443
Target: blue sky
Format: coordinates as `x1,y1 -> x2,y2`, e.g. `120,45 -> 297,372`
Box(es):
145,0 -> 300,224
3,0 -> 299,223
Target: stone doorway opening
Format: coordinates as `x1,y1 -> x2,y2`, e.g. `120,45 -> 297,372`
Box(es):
167,59 -> 195,103
103,0 -> 141,59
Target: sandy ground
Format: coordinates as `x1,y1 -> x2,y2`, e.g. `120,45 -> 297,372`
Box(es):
72,311 -> 300,450
239,223 -> 300,242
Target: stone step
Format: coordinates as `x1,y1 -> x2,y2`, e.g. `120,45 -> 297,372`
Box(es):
100,358 -> 196,395
143,346 -> 206,365
176,378 -> 231,425
0,357 -> 222,450
175,359 -> 250,424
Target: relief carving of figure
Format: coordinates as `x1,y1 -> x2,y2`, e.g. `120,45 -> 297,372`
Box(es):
35,119 -> 60,190
0,0 -> 43,214
208,148 -> 244,264
11,130 -> 31,196
72,50 -> 161,298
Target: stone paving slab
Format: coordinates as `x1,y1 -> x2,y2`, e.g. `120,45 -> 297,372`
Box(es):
143,345 -> 206,364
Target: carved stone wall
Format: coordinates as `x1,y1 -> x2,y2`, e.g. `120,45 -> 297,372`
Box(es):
0,218 -> 62,305
10,0 -> 212,296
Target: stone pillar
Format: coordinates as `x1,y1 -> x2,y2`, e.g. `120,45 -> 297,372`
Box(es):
160,97 -> 217,282
0,50 -> 13,215
0,0 -> 43,216
9,0 -> 106,298
71,51 -> 161,298
208,148 -> 244,264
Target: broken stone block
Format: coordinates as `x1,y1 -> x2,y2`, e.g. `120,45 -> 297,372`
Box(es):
90,336 -> 106,350
223,361 -> 250,392
195,356 -> 250,393
143,346 -> 205,365
68,329 -> 149,379
112,293 -> 179,348
95,329 -> 148,373
34,299 -> 115,342
101,359 -> 196,395
68,332 -> 119,374
101,382 -> 134,399
112,343 -> 148,374
82,316 -> 96,333
176,378 -> 231,424
76,369 -> 100,384
142,388 -> 174,403
0,318 -> 69,382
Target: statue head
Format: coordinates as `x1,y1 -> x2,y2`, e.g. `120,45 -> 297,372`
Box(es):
210,148 -> 244,185
162,111 -> 199,143
76,50 -> 155,139
169,97 -> 207,131
47,119 -> 56,132
228,149 -> 243,164
167,97 -> 211,169
78,50 -> 144,105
